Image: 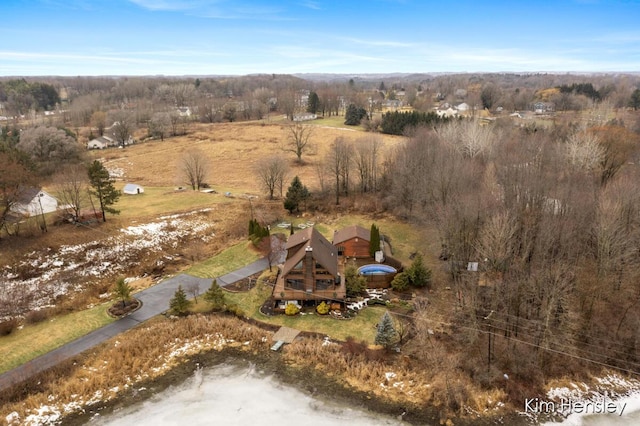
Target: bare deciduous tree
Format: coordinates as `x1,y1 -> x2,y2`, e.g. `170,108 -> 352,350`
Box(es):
149,111 -> 171,141
326,137 -> 353,205
110,112 -> 135,147
0,152 -> 37,235
437,119 -> 497,159
54,164 -> 88,220
185,281 -> 201,304
90,111 -> 107,136
255,155 -> 289,199
353,136 -> 381,193
564,129 -> 604,171
17,126 -> 80,174
181,149 -> 209,190
284,122 -> 313,163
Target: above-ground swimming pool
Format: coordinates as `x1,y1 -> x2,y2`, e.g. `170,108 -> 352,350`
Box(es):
358,264 -> 398,275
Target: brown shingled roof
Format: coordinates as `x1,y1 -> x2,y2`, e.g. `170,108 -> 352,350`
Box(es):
332,225 -> 370,245
282,227 -> 338,277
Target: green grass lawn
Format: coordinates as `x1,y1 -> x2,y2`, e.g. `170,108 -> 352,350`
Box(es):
113,186 -> 229,220
186,241 -> 260,278
220,280 -> 384,344
0,304 -> 114,374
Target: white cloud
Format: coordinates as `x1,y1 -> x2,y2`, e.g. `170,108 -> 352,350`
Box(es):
127,0 -> 220,11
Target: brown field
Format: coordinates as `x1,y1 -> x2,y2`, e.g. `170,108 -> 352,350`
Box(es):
94,121 -> 403,194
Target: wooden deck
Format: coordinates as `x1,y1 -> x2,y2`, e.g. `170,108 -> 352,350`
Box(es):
272,326 -> 301,343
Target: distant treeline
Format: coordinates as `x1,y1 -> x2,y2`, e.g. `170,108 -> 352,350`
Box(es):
557,82 -> 601,101
0,79 -> 61,114
380,111 -> 450,135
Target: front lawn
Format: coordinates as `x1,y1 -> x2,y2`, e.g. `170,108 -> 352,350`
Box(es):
220,279 -> 385,344
0,304 -> 114,374
187,241 -> 260,278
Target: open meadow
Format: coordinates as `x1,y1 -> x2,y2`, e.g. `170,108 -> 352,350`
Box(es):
94,120 -> 402,195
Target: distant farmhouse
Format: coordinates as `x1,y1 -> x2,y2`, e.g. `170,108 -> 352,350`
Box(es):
87,136 -> 117,150
10,188 -> 59,217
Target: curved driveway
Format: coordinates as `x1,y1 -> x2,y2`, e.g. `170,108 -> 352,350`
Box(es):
0,258 -> 269,393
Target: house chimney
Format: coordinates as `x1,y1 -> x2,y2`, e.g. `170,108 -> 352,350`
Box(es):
304,246 -> 314,293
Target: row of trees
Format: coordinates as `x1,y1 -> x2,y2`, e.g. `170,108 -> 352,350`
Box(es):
378,118 -> 640,378
5,74 -> 640,137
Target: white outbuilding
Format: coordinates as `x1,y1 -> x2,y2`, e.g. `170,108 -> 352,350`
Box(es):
123,183 -> 144,195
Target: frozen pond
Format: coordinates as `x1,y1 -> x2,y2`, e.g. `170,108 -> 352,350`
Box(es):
94,362 -> 405,426
543,393 -> 640,426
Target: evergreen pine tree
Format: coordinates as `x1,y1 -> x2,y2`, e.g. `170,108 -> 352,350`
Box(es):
375,311 -> 396,348
113,277 -> 132,308
284,176 -> 309,213
407,253 -> 432,288
307,91 -> 320,114
203,279 -> 225,310
369,224 -> 381,258
88,160 -> 121,222
169,285 -> 191,315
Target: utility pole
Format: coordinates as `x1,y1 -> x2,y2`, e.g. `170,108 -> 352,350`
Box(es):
38,193 -> 48,233
484,310 -> 494,373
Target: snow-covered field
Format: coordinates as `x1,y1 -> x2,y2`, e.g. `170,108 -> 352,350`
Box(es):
0,210 -> 216,320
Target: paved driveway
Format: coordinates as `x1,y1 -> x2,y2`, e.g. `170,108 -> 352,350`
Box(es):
0,258 -> 268,393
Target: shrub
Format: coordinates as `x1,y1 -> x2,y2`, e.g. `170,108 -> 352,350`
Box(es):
0,318 -> 18,336
391,271 -> 410,292
285,303 -> 300,316
345,265 -> 366,297
24,309 -> 51,324
316,301 -> 329,315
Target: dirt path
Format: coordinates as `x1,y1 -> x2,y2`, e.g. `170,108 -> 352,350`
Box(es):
0,258 -> 268,393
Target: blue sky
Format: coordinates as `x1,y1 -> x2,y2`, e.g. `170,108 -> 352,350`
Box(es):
1,0 -> 639,76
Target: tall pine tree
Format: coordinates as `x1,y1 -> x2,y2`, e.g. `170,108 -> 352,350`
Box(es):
88,160 -> 120,222
284,176 -> 309,213
369,224 -> 381,258
169,285 -> 191,315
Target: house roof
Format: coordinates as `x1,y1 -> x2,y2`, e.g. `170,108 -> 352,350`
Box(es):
332,225 -> 370,245
17,187 -> 42,205
89,136 -> 115,144
285,226 -> 314,249
282,228 -> 338,277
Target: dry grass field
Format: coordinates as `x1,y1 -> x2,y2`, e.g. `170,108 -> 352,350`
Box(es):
94,121 -> 402,195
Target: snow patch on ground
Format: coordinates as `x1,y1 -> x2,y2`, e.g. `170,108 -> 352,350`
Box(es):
0,211 -> 216,320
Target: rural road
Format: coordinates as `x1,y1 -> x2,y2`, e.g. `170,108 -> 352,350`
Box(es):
0,257 -> 269,393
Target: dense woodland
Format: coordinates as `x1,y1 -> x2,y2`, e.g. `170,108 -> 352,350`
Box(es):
2,72 -> 640,400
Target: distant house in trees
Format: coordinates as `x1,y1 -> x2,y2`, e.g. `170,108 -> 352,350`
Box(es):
273,227 -> 345,306
293,113 -> 317,121
11,188 -> 59,217
177,107 -> 192,117
456,102 -> 470,112
87,136 -> 117,150
533,102 -> 554,114
122,183 -> 144,195
332,225 -> 371,258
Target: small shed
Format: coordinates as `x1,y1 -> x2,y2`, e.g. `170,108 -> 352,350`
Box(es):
332,225 -> 371,258
123,183 -> 144,195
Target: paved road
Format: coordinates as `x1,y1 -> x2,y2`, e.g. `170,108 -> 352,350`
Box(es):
0,257 -> 269,393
